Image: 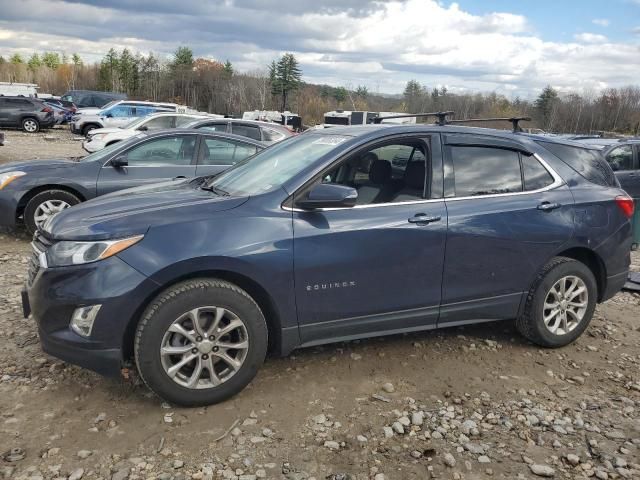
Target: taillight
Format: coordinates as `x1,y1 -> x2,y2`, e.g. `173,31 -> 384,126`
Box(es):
42,107 -> 53,113
615,195 -> 635,218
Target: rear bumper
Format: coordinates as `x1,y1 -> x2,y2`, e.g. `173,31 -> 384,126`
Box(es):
601,270 -> 628,302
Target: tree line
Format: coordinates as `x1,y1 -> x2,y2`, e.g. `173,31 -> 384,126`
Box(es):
1,48 -> 639,134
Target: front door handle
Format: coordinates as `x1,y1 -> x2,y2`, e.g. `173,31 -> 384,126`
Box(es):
537,202 -> 562,212
173,175 -> 187,180
408,213 -> 441,224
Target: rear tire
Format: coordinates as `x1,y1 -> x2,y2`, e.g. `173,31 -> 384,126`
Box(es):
22,117 -> 40,133
516,257 -> 597,347
134,279 -> 268,407
23,189 -> 80,235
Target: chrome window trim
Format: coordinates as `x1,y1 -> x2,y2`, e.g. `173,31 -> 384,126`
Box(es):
282,153 -> 563,213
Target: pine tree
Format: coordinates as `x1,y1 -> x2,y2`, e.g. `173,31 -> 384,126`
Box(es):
42,52 -> 61,69
270,53 -> 302,112
172,46 -> 194,70
28,53 -> 42,70
10,53 -> 24,64
223,60 -> 234,76
535,85 -> 559,130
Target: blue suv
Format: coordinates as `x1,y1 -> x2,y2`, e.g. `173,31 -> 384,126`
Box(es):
24,119 -> 634,406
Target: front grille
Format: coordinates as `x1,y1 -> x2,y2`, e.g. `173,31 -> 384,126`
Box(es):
27,232 -> 53,286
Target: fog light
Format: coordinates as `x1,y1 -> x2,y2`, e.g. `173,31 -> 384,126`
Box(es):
70,305 -> 101,337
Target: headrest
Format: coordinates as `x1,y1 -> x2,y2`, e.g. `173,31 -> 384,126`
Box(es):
403,161 -> 425,189
369,159 -> 391,184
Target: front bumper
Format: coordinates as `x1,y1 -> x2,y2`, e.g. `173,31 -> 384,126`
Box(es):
82,138 -> 104,153
69,122 -> 82,134
25,251 -> 158,377
0,188 -> 23,228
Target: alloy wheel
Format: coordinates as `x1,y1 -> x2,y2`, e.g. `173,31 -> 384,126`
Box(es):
23,120 -> 38,132
33,199 -> 71,227
543,275 -> 588,335
160,306 -> 249,389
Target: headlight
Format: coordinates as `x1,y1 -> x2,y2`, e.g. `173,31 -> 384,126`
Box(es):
0,171 -> 26,190
90,133 -> 106,141
46,235 -> 143,267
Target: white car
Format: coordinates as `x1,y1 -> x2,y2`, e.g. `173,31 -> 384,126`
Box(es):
82,112 -> 216,153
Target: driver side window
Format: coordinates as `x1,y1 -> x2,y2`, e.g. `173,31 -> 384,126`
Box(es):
125,136 -> 197,166
321,140 -> 429,205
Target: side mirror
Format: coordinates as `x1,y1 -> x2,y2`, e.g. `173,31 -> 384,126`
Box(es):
138,125 -> 148,131
105,113 -> 113,118
296,183 -> 358,210
111,155 -> 128,168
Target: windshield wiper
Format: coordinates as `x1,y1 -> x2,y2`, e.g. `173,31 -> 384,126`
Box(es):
201,184 -> 230,196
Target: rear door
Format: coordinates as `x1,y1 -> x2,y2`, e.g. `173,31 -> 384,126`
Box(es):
96,133 -> 198,195
440,135 -> 574,326
195,135 -> 260,176
606,144 -> 639,201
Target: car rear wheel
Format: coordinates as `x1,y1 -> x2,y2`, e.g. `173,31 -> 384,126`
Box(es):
516,257 -> 597,347
22,118 -> 40,133
23,190 -> 81,235
134,279 -> 268,406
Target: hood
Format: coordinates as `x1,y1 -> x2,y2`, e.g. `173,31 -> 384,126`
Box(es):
77,107 -> 101,115
43,180 -> 248,241
0,158 -> 78,173
88,127 -> 123,136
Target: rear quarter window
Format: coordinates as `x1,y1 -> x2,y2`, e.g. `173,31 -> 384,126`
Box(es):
537,141 -> 617,187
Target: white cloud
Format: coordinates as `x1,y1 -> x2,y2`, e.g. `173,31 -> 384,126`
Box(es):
0,0 -> 638,98
573,33 -> 608,43
592,18 -> 610,27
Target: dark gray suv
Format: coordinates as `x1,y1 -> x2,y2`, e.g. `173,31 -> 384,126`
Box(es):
0,96 -> 56,133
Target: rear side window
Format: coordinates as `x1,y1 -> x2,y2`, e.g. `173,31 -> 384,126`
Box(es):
522,155 -> 555,191
450,146 -> 522,196
262,128 -> 286,142
537,141 -> 616,187
197,123 -> 227,133
231,124 -> 261,141
606,145 -> 633,171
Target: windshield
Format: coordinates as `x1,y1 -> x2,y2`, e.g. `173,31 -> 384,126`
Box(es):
79,135 -> 142,162
206,134 -> 350,196
123,116 -> 147,129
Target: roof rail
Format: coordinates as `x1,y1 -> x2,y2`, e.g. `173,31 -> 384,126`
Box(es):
448,117 -> 531,133
373,111 -> 454,126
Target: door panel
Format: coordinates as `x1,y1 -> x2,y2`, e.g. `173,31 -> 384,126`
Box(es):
293,202 -> 447,343
97,135 -> 198,195
441,187 -> 574,324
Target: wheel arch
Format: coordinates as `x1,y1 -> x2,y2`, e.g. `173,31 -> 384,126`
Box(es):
121,269 -> 283,362
16,184 -> 87,221
555,246 -> 607,302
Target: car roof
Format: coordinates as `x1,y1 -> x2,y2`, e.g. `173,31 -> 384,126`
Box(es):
309,123 -> 605,150
142,129 -> 267,147
188,117 -> 294,132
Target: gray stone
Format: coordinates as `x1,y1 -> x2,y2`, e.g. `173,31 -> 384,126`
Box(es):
529,464 -> 555,477
443,453 -> 456,468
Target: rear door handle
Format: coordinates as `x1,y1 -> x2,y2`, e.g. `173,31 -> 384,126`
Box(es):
408,213 -> 441,224
537,202 -> 561,212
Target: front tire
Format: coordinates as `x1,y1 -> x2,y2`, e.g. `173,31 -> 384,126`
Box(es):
22,117 -> 40,133
82,124 -> 98,136
516,257 -> 597,347
134,279 -> 268,407
23,189 -> 80,235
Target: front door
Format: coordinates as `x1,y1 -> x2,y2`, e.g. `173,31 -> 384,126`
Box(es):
292,136 -> 447,345
440,137 -> 574,326
97,134 -> 198,195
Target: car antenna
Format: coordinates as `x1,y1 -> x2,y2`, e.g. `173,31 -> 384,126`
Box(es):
372,111 -> 455,126
448,117 -> 531,133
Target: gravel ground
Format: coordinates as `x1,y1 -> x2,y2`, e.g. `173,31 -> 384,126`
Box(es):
1,129 -> 639,480
0,128 -> 85,165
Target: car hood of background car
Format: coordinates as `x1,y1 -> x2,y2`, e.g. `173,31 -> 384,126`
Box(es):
88,127 -> 123,136
0,159 -> 79,173
43,181 -> 249,241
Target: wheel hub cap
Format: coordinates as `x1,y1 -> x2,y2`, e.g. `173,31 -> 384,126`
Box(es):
33,200 -> 71,227
543,275 -> 588,336
160,306 -> 249,390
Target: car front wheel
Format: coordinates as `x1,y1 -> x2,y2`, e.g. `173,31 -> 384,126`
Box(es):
22,118 -> 40,133
134,279 -> 268,406
23,189 -> 81,234
516,257 -> 597,347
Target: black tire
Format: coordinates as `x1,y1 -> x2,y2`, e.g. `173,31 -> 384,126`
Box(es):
82,124 -> 99,136
22,117 -> 40,133
134,279 -> 268,407
23,189 -> 81,235
516,257 -> 597,348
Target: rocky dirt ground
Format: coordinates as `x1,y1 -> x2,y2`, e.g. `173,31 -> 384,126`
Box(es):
0,129 -> 639,480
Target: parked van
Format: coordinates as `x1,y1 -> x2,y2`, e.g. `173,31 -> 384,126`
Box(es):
0,82 -> 39,97
60,90 -> 127,109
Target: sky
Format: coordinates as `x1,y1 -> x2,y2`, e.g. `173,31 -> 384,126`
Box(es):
0,0 -> 638,98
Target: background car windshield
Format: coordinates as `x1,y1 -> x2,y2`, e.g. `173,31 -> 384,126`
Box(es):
207,134 -> 349,196
123,117 -> 147,129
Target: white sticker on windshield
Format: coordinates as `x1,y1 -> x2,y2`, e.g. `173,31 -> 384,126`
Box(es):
312,136 -> 348,146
